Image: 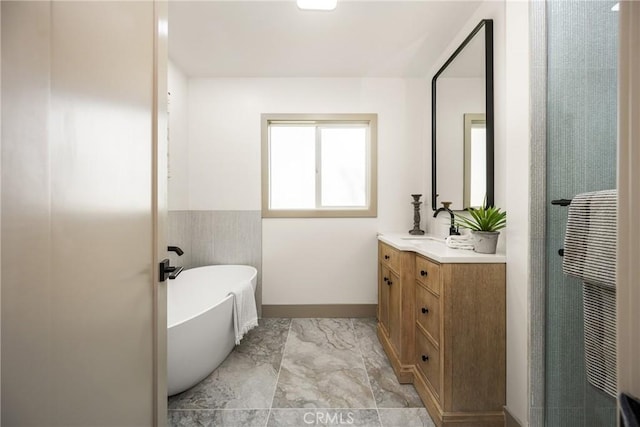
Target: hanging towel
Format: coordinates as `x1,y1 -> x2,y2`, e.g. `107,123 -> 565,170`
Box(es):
582,282 -> 617,397
228,280 -> 258,345
562,189 -> 617,398
445,234 -> 474,250
563,190 -> 617,288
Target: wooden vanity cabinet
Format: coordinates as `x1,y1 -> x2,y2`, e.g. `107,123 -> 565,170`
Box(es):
377,240 -> 506,427
413,255 -> 506,427
377,242 -> 415,383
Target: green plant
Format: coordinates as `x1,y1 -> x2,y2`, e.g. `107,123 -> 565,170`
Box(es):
455,204 -> 507,232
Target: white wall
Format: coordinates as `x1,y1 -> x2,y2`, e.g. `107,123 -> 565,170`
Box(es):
504,2 -> 530,425
183,78 -> 428,304
168,61 -> 189,210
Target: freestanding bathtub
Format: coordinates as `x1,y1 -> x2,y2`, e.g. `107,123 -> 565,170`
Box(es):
167,264 -> 258,396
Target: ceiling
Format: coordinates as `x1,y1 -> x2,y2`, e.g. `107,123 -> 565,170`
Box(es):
168,0 -> 484,78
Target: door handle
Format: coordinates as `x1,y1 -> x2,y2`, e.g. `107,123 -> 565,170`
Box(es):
159,258 -> 183,282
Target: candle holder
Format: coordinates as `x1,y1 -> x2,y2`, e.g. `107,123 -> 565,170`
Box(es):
409,194 -> 425,235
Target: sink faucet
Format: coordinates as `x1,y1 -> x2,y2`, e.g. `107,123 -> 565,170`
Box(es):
433,201 -> 460,236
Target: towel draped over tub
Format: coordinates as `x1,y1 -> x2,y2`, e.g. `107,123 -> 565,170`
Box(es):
229,279 -> 259,345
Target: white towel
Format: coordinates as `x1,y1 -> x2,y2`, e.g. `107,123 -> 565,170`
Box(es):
445,234 -> 474,250
228,280 -> 258,345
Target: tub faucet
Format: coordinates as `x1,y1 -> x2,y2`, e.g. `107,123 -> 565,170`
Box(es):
168,246 -> 184,256
433,202 -> 460,236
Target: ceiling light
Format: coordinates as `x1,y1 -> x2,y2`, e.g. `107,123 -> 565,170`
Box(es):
297,0 -> 337,11
611,2 -> 619,11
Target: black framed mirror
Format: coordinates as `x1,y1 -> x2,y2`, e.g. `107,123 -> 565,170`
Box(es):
432,19 -> 494,211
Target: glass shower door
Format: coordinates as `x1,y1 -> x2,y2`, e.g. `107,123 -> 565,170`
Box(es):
544,1 -> 618,426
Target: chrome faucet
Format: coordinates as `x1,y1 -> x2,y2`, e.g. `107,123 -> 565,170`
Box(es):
433,201 -> 460,236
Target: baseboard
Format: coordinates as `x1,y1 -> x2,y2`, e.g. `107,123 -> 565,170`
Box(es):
504,406 -> 523,427
261,304 -> 377,318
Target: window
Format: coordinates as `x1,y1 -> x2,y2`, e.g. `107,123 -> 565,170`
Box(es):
262,114 -> 377,218
463,113 -> 487,208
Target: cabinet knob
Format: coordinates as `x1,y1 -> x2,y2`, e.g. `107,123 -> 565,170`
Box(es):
420,270 -> 428,277
421,307 -> 429,314
383,277 -> 388,282
387,280 -> 393,286
421,354 -> 429,362
384,255 -> 390,260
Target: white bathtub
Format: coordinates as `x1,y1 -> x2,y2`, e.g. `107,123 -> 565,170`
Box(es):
167,264 -> 258,396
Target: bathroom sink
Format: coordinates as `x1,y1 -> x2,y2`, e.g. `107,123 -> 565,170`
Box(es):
410,239 -> 447,253
399,235 -> 445,243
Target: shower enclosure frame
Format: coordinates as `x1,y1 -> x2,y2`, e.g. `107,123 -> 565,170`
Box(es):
529,2 -> 547,425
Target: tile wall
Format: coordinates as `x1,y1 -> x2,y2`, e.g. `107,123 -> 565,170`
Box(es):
168,210 -> 262,315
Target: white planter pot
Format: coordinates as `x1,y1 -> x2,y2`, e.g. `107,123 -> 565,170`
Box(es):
472,230 -> 500,254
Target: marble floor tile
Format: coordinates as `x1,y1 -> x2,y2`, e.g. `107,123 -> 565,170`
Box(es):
167,318 -> 435,427
168,409 -> 270,427
267,409 -> 381,427
352,318 -> 423,408
232,318 -> 291,371
168,318 -> 290,410
272,318 -> 377,409
287,318 -> 361,353
377,408 -> 435,427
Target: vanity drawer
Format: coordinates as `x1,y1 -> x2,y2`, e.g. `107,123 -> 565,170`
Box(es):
379,242 -> 400,273
416,329 -> 440,399
415,255 -> 441,295
416,284 -> 440,344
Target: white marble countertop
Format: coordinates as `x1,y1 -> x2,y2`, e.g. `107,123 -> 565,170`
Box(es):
378,232 -> 506,264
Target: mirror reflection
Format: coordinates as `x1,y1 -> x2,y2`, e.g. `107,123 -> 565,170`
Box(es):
432,20 -> 493,211
464,113 -> 486,207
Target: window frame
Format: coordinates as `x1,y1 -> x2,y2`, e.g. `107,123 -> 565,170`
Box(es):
261,113 -> 378,218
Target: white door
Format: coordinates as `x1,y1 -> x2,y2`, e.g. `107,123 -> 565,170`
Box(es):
1,1 -> 168,425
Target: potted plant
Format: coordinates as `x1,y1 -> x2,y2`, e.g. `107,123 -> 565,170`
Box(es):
454,203 -> 506,254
